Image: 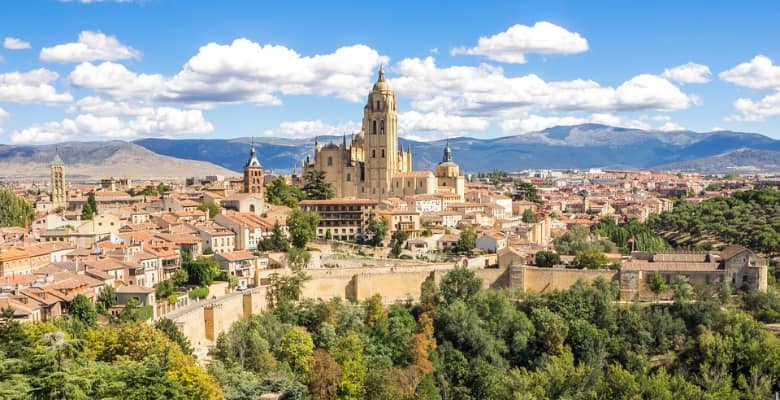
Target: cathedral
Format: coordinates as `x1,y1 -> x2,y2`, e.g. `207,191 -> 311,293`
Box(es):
302,66 -> 465,201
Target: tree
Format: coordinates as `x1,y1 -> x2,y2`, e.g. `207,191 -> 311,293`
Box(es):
365,216 -> 388,246
286,247 -> 311,272
70,294 -> 97,328
649,271 -> 667,301
513,180 -> 540,203
95,285 -> 117,312
534,251 -> 560,268
573,248 -> 611,269
81,192 -> 96,220
277,326 -> 314,378
155,318 -> 193,355
266,177 -> 306,208
183,256 -> 221,286
455,226 -> 476,254
309,349 -> 340,400
0,187 -> 34,228
287,209 -> 320,248
390,230 -> 408,258
522,208 -> 538,223
303,170 -> 334,200
671,275 -> 693,304
269,222 -> 290,252
440,266 -> 483,304
197,201 -> 221,218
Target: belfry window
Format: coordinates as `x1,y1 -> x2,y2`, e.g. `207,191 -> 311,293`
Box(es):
380,120 -> 385,134
372,120 -> 377,134
372,149 -> 376,158
327,156 -> 333,166
347,173 -> 351,181
376,101 -> 380,110
381,149 -> 385,158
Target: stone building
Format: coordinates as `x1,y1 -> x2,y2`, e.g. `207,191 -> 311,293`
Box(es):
302,66 -> 465,201
50,152 -> 66,210
243,140 -> 264,196
299,198 -> 378,241
619,245 -> 768,301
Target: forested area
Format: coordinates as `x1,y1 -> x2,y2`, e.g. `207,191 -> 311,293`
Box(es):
648,188 -> 780,255
0,187 -> 35,228
206,267 -> 780,399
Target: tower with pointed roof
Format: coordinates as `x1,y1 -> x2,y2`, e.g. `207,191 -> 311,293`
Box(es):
50,149 -> 67,210
435,140 -> 465,201
243,138 -> 264,195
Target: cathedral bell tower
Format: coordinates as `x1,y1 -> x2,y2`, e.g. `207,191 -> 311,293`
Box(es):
362,65 -> 398,198
50,149 -> 67,210
243,139 -> 264,195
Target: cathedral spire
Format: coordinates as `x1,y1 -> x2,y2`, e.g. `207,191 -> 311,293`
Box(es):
378,64 -> 385,82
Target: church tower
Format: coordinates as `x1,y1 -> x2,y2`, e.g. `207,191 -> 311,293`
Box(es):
50,150 -> 67,210
362,65 -> 398,198
243,139 -> 264,195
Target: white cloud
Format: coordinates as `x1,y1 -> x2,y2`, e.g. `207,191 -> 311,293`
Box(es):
451,21 -> 588,63
0,107 -> 9,121
392,57 -> 693,116
67,96 -> 153,116
399,111 -> 490,137
728,93 -> 780,121
719,55 -> 780,90
4,37 -> 31,50
10,105 -> 213,143
262,120 -> 360,138
500,113 -> 650,134
69,62 -> 165,98
40,31 -> 140,63
165,39 -> 387,105
0,68 -> 73,104
662,62 -> 711,84
658,122 -> 685,131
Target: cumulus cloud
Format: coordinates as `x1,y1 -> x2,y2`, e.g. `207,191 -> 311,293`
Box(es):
11,104 -> 213,143
69,62 -> 165,98
658,121 -> 685,131
451,21 -> 588,63
0,68 -> 73,104
662,62 -> 711,84
165,39 -> 387,105
728,93 -> 780,121
399,111 -> 490,137
262,120 -> 360,138
392,57 -> 693,116
67,96 -> 153,116
500,113 -> 650,134
719,55 -> 780,90
40,31 -> 140,63
4,37 -> 31,50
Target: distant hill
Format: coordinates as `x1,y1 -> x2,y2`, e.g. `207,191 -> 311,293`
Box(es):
0,142 -> 238,181
655,148 -> 780,173
135,124 -> 780,173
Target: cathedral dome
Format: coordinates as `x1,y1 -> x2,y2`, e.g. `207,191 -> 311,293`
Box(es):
372,65 -> 392,92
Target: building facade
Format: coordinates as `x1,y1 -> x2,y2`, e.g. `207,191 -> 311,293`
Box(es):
302,67 -> 465,201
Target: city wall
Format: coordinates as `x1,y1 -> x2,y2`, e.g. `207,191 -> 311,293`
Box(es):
512,266 -> 618,293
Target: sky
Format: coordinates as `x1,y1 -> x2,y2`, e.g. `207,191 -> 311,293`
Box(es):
2,0 -> 780,144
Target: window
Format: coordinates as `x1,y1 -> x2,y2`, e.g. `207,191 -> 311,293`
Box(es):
372,120 -> 377,134
380,120 -> 385,134
381,149 -> 385,158
327,156 -> 333,166
347,173 -> 351,181
376,101 -> 380,110
372,149 -> 376,158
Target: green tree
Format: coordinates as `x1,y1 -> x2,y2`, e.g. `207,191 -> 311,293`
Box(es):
440,266 -> 483,304
649,271 -> 667,301
155,318 -> 193,355
573,248 -> 611,269
671,275 -> 693,304
390,230 -> 408,258
309,349 -> 340,400
81,192 -> 97,220
197,201 -> 221,218
534,250 -> 560,268
0,187 -> 35,228
183,256 -> 221,286
455,226 -> 476,254
522,208 -> 538,223
277,326 -> 314,378
266,177 -> 306,208
269,222 -> 290,251
365,216 -> 388,246
95,285 -> 117,312
70,294 -> 97,328
512,180 -> 540,203
302,170 -> 334,200
286,209 -> 320,248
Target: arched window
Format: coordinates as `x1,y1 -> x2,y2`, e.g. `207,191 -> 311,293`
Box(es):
376,101 -> 380,110
346,173 -> 351,181
381,149 -> 385,158
372,120 -> 377,134
249,204 -> 255,212
380,120 -> 384,134
327,156 -> 333,166
372,149 -> 376,158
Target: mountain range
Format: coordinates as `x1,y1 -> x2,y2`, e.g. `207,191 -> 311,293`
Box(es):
136,124 -> 780,174
2,124 -> 780,181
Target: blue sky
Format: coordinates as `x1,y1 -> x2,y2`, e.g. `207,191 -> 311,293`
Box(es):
1,0 -> 780,144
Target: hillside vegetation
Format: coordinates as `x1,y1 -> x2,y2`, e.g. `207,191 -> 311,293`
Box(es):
648,188 -> 780,256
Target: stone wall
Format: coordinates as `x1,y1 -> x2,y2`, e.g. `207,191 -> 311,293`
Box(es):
511,266 -> 618,293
